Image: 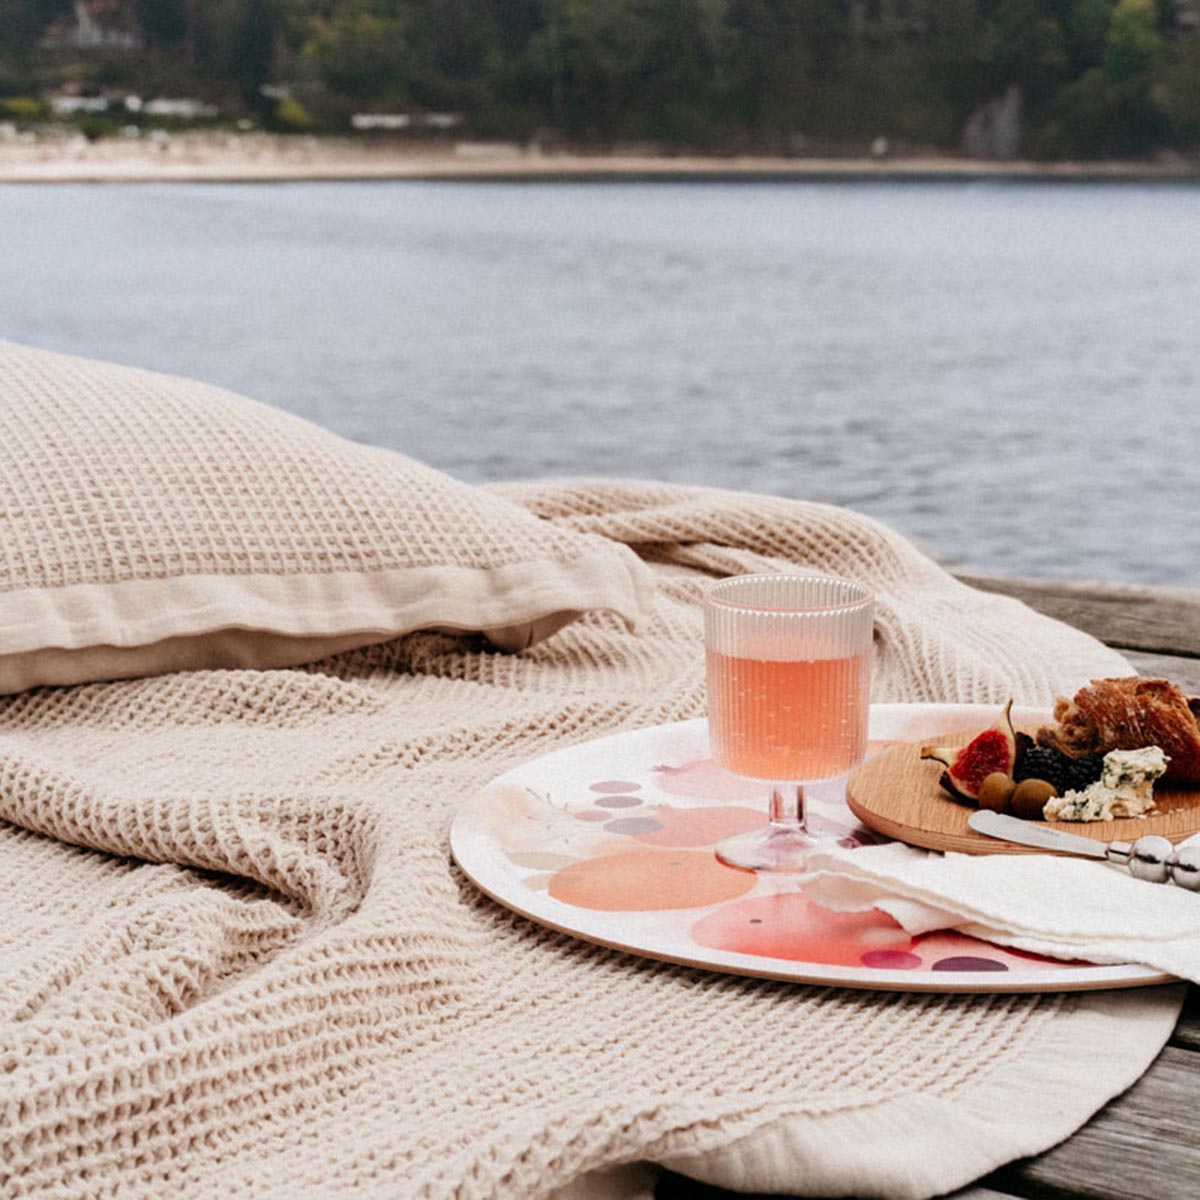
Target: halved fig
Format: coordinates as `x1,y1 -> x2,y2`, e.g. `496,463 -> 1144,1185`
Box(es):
920,700 -> 1017,803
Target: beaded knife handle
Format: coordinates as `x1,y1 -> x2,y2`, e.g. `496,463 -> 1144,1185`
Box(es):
968,810 -> 1200,889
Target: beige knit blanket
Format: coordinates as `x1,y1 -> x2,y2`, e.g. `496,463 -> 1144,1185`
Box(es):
0,480 -> 1181,1199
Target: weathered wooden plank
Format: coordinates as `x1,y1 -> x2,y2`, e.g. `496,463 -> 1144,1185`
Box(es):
959,574 -> 1200,659
1169,985 -> 1200,1050
1122,651 -> 1200,695
983,1045 -> 1200,1199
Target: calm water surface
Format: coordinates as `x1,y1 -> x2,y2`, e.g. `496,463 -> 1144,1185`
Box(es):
2,180 -> 1197,584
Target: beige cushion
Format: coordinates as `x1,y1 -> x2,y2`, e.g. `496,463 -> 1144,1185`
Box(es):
0,342 -> 654,692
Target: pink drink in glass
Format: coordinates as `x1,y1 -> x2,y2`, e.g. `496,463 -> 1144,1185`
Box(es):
704,575 -> 874,872
706,649 -> 870,782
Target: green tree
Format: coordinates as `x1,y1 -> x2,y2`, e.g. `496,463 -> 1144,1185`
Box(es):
1061,0 -> 1115,71
2,0 -> 1198,155
229,0 -> 274,103
0,0 -> 71,60
135,0 -> 189,48
720,0 -> 815,146
303,9 -> 413,102
1158,44 -> 1200,144
1104,0 -> 1162,80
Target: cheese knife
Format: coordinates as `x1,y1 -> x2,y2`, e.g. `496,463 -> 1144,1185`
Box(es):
967,809 -> 1200,890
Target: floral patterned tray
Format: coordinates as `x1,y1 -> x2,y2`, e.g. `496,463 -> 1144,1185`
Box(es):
450,704 -> 1170,993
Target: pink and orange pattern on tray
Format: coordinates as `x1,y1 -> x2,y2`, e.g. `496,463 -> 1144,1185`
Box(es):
451,706 -> 1169,992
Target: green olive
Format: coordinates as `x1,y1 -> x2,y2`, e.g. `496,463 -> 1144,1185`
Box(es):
976,772 -> 1016,813
1010,778 -> 1058,820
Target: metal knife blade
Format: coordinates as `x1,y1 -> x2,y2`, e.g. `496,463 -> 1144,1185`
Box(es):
967,809 -> 1108,858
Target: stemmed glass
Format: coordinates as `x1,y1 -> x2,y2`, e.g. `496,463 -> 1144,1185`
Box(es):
704,574 -> 874,872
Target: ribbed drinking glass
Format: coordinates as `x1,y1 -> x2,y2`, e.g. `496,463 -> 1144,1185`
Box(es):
704,574 -> 874,872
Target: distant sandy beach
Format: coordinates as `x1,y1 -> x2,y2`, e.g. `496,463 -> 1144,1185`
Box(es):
2,132 -> 1199,184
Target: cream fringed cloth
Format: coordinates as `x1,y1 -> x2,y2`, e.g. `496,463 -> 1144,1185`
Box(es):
0,479 -> 1181,1200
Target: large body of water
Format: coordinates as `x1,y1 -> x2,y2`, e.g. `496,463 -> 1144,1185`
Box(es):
2,180 -> 1197,585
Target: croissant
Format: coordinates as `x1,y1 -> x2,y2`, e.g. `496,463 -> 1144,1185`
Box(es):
1038,677 -> 1200,784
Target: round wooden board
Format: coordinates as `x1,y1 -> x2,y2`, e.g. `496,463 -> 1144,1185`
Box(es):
846,727 -> 1200,855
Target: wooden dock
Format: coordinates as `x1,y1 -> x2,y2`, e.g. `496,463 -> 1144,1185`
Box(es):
658,575 -> 1200,1200
964,574 -> 1200,696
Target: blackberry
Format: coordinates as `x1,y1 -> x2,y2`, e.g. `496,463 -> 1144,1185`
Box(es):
1015,731 -> 1035,765
1015,743 -> 1104,793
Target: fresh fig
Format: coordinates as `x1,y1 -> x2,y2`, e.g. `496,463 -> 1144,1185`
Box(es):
1013,730 -> 1035,779
921,700 -> 1018,803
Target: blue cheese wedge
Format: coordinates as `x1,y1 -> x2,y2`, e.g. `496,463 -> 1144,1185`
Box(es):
1044,746 -> 1169,821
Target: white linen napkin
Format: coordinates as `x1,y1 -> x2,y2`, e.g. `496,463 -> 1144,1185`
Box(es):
803,839 -> 1200,983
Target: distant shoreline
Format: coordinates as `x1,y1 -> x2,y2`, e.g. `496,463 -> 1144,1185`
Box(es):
2,134 -> 1198,185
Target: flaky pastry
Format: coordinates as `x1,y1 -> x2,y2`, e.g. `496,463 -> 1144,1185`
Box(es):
1037,677 -> 1200,784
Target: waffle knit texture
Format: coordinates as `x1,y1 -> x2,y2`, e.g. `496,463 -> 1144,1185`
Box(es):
0,475 -> 1180,1200
0,341 -> 652,692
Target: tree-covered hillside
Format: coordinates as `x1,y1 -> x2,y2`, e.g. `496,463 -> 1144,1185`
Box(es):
2,0 -> 1199,158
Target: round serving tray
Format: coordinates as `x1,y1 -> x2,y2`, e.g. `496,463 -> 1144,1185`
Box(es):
450,704 -> 1172,993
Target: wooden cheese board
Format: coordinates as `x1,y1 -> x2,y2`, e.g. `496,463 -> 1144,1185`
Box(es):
846,724 -> 1200,855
